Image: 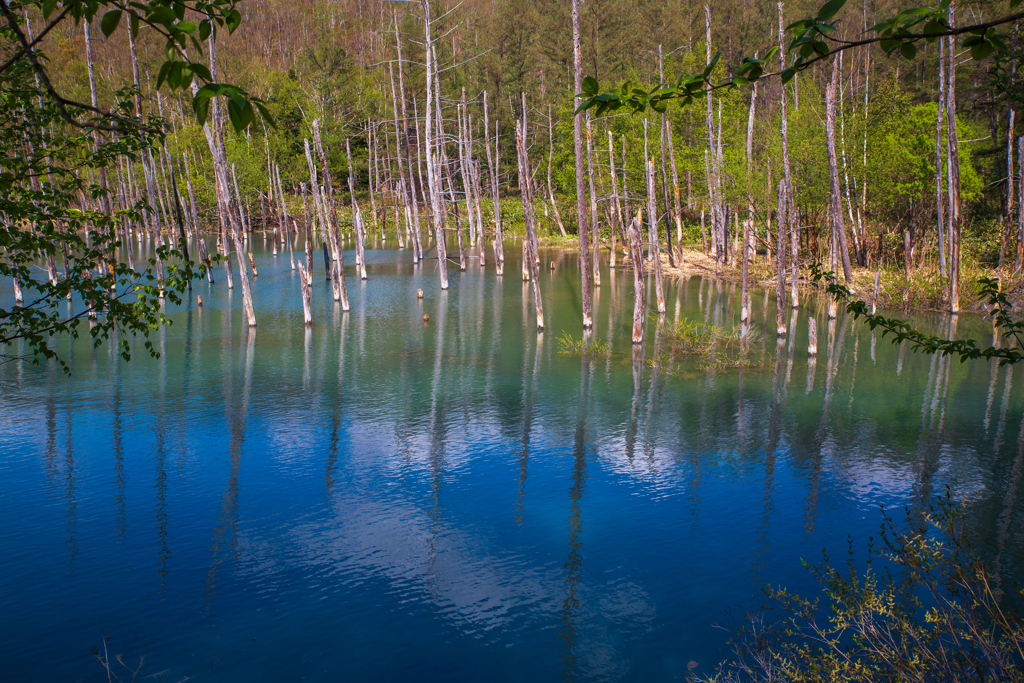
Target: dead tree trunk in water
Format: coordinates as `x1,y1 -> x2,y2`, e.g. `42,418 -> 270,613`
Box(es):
516,121 -> 544,330
484,92 -> 503,272
297,262 -> 313,325
946,3 -> 962,313
586,113 -> 601,287
547,106 -> 567,237
776,180 -> 788,337
825,57 -> 852,283
313,120 -> 349,310
628,213 -> 645,343
608,130 -> 623,269
778,2 -> 798,308
346,138 -> 368,280
644,122 -> 665,315
572,0 -> 593,327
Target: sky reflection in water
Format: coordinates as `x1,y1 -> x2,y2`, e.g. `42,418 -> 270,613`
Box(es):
1,238 -> 1022,682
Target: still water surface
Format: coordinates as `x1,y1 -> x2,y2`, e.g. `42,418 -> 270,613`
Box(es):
2,239 -> 1022,681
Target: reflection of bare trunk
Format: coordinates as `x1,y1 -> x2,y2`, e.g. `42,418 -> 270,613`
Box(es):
561,352 -> 591,680
515,332 -> 542,526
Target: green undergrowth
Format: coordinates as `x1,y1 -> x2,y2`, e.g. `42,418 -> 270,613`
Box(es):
696,493 -> 1024,682
658,318 -> 764,373
556,332 -> 611,358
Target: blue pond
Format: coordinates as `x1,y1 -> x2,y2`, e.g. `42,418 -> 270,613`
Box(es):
1,239 -> 1022,681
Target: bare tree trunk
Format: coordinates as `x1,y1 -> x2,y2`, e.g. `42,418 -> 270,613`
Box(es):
572,0 -> 593,327
301,182 -> 314,277
946,4 -> 962,314
422,3 -> 448,290
274,164 -> 295,271
313,120 -> 349,310
741,218 -> 750,323
516,121 -> 544,330
666,119 -> 683,261
297,262 -> 313,325
586,113 -> 601,287
657,45 -> 675,267
197,236 -> 213,283
1018,137 -> 1024,274
368,121 -> 379,239
937,37 -> 948,276
778,3 -> 798,308
628,214 -> 645,343
346,138 -> 368,280
483,92 -> 503,272
646,152 -> 666,315
608,130 -> 623,269
621,135 -> 633,238
393,18 -> 423,263
838,52 -> 863,267
388,62 -> 413,257
776,179 -> 788,337
825,58 -> 852,283
547,106 -> 567,237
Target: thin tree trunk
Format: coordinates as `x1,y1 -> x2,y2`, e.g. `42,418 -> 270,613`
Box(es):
826,57 -> 852,283
646,152 -> 665,315
516,120 -> 544,330
937,36 -> 948,276
586,113 -> 600,287
741,218 -> 750,323
658,45 -> 675,267
547,105 -> 567,237
313,120 -> 349,310
297,262 -> 313,325
778,3 -> 798,308
666,119 -> 683,261
422,4 -> 448,290
393,18 -> 423,263
608,130 -> 623,269
572,0 -> 593,327
946,4 -> 962,314
628,214 -> 645,343
776,179 -> 788,337
484,92 -> 503,272
346,138 -> 368,280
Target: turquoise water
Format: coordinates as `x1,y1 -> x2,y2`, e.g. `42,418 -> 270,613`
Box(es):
2,237 -> 1022,681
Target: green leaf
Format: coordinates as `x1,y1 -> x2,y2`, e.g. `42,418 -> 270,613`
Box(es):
733,76 -> 750,86
199,19 -> 212,41
972,40 -> 993,61
156,61 -> 173,90
254,100 -> 277,129
226,9 -> 242,33
130,13 -> 140,39
190,63 -> 212,82
582,76 -> 599,95
100,10 -> 122,37
900,42 -> 917,60
816,0 -> 847,20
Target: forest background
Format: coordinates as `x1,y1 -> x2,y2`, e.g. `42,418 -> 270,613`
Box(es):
35,0 -> 1021,311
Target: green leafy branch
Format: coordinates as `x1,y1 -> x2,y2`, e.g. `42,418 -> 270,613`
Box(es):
0,0 -> 273,133
577,0 -> 1024,117
809,263 -> 1024,366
